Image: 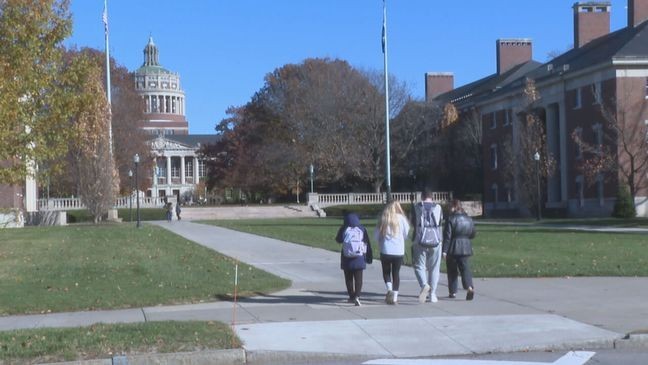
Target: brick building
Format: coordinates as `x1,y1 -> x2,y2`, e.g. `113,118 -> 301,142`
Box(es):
429,0 -> 648,217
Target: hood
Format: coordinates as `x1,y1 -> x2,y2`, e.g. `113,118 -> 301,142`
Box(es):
344,212 -> 361,227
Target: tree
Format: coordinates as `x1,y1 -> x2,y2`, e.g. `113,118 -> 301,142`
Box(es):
0,0 -> 73,185
62,54 -> 116,223
502,78 -> 556,214
572,82 -> 648,205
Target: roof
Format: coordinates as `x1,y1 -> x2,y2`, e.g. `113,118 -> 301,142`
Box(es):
433,20 -> 648,107
134,65 -> 174,75
165,134 -> 221,148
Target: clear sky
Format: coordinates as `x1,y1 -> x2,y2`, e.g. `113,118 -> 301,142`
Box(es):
66,0 -> 630,135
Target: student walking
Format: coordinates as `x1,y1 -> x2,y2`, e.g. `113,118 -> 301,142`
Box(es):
375,201 -> 410,305
410,190 -> 444,303
165,202 -> 173,222
335,212 -> 372,306
443,199 -> 477,300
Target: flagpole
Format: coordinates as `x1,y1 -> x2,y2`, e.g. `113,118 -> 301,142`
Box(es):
104,0 -> 114,159
382,0 -> 392,203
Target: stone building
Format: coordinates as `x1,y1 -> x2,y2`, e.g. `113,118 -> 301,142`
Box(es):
429,0 -> 648,217
134,37 -> 218,200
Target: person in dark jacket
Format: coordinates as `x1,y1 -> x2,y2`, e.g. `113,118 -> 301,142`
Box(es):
442,199 -> 476,301
335,212 -> 372,306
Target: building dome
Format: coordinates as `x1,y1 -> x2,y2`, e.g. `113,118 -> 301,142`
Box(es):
133,36 -> 188,136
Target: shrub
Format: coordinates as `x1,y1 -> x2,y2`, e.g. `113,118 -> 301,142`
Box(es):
612,185 -> 636,218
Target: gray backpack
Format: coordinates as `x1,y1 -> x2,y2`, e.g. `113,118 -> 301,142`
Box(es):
417,204 -> 442,247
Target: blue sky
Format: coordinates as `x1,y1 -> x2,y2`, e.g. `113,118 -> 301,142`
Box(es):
66,0 -> 630,135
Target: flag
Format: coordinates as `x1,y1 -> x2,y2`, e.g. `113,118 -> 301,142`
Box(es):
381,0 -> 386,54
102,1 -> 109,35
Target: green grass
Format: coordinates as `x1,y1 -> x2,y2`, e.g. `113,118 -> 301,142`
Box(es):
0,225 -> 290,315
0,321 -> 240,363
205,218 -> 648,277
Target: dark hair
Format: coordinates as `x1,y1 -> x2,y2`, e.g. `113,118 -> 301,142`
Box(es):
422,189 -> 434,200
450,199 -> 465,213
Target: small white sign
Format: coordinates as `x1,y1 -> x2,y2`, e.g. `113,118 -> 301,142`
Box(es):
363,351 -> 595,365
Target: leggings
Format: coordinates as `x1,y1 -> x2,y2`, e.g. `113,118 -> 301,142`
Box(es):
380,254 -> 403,291
343,270 -> 363,299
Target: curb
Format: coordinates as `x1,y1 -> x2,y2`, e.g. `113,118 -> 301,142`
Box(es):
615,334 -> 648,349
37,349 -> 246,365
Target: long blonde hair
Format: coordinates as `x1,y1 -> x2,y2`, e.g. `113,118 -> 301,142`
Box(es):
378,201 -> 404,238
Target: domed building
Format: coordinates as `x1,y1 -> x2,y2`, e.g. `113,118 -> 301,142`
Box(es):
134,37 -> 218,201
134,37 -> 188,135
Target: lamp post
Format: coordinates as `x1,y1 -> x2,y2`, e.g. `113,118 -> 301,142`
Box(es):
309,164 -> 314,193
128,170 -> 133,222
533,151 -> 541,221
134,154 -> 141,228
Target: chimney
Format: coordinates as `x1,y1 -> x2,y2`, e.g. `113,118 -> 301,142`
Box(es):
425,72 -> 454,101
573,2 -> 611,48
629,0 -> 648,27
496,39 -> 532,75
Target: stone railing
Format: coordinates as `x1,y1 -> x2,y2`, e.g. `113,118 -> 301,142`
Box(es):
38,196 -> 168,211
308,192 -> 452,208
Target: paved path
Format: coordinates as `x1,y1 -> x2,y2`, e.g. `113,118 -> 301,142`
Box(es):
3,220 -> 648,361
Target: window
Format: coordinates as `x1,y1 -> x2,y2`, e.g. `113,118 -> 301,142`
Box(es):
490,144 -> 498,170
596,174 -> 604,207
592,82 -> 602,104
592,123 -> 603,155
490,112 -> 497,129
574,127 -> 583,159
198,160 -> 206,178
185,160 -> 193,177
505,183 -> 514,203
576,176 -> 584,208
503,109 -> 510,126
573,88 -> 582,109
491,184 -> 499,205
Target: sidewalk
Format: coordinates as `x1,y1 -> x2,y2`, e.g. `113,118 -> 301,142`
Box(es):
3,220 -> 647,363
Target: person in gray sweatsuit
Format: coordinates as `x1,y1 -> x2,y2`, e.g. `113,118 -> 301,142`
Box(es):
443,199 -> 476,301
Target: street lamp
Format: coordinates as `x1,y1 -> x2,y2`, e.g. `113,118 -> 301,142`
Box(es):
128,170 -> 133,222
309,164 -> 314,193
533,151 -> 541,221
134,154 -> 141,228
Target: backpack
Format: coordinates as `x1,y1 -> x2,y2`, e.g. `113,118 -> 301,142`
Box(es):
342,226 -> 366,258
416,203 -> 442,248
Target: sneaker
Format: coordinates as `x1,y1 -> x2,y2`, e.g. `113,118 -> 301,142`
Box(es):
430,294 -> 438,303
347,297 -> 355,303
466,288 -> 475,301
418,284 -> 431,303
385,290 -> 395,305
354,297 -> 361,307
449,293 -> 456,299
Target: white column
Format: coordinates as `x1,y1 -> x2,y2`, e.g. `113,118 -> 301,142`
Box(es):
194,156 -> 199,184
180,156 -> 186,185
166,155 -> 172,188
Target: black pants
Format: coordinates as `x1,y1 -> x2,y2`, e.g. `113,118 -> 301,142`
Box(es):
446,255 -> 473,295
380,254 -> 403,291
344,270 -> 363,299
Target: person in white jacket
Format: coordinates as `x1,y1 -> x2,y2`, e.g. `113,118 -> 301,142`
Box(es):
375,201 -> 410,305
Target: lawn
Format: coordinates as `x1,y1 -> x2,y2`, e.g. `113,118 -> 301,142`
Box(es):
206,218 -> 648,277
0,321 -> 240,363
0,224 -> 290,315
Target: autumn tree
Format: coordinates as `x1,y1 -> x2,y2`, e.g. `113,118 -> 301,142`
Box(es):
572,82 -> 648,207
60,54 -> 116,223
0,0 -> 73,185
502,78 -> 555,215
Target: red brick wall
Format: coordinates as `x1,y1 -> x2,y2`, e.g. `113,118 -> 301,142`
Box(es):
573,3 -> 610,48
496,39 -> 532,75
629,0 -> 648,27
425,73 -> 454,101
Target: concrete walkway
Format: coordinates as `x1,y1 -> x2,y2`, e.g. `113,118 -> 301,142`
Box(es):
4,220 -> 648,363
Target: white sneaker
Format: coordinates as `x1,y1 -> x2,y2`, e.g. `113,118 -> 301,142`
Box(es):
418,284 -> 431,303
386,290 -> 395,305
354,297 -> 361,307
430,294 -> 438,303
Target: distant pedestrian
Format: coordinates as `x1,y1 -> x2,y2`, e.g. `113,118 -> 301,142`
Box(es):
335,212 -> 372,306
166,202 -> 173,222
410,189 -> 444,303
443,199 -> 476,301
175,201 -> 182,220
375,201 -> 410,305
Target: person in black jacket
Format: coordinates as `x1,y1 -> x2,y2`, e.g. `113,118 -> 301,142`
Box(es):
442,199 -> 476,301
335,212 -> 372,306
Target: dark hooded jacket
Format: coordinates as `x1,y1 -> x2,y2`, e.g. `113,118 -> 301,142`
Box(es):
335,212 -> 373,270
